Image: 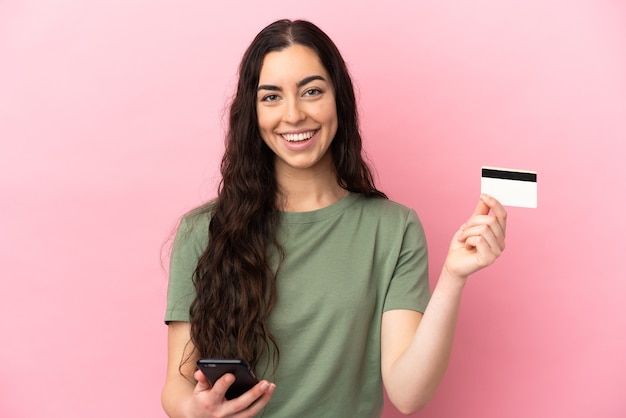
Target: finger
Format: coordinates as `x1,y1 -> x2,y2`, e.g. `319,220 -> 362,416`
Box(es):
479,194 -> 508,234
248,383 -> 276,414
459,195 -> 500,242
465,225 -> 504,256
193,368 -> 212,392
207,373 -> 235,399
231,381 -> 276,417
464,234 -> 501,267
459,217 -> 505,250
230,380 -> 273,405
472,196 -> 490,217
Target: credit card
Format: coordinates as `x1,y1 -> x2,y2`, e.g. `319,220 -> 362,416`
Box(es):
481,166 -> 537,208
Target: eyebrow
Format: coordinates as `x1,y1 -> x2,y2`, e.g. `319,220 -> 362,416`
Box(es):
257,75 -> 327,92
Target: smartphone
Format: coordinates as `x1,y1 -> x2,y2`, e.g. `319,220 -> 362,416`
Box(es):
196,358 -> 259,400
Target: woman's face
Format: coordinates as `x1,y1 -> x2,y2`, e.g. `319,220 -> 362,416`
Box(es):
256,44 -> 338,174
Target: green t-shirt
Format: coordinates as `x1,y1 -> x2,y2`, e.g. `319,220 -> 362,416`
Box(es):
166,193 -> 431,417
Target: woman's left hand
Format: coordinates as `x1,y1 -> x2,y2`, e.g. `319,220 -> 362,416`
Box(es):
443,194 -> 507,280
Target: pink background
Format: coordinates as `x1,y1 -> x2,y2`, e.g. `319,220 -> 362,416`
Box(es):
1,1 -> 625,417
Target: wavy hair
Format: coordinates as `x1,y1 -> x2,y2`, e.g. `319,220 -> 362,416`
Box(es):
188,19 -> 387,374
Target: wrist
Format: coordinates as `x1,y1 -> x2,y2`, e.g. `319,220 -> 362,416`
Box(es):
439,264 -> 469,290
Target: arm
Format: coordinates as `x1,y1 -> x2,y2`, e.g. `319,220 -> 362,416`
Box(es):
161,321 -> 275,418
162,321 -> 198,417
381,194 -> 507,414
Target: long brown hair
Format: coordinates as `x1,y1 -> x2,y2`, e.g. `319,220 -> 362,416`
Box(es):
188,19 -> 386,373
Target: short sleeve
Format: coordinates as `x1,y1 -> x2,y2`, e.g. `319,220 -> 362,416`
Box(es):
382,209 -> 431,313
164,210 -> 210,323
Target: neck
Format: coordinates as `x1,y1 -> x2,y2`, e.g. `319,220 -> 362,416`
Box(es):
274,154 -> 348,212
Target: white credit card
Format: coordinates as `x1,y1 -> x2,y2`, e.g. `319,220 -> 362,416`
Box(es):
481,166 -> 537,208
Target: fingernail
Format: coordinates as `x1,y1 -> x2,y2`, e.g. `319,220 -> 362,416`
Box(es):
261,381 -> 269,391
224,374 -> 235,384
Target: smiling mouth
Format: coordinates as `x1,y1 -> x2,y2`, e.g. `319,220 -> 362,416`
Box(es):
281,130 -> 317,142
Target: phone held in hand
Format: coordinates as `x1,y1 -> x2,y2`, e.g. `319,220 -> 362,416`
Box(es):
196,358 -> 259,400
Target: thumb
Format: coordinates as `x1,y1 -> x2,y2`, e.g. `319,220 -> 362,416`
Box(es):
472,195 -> 490,216
194,368 -> 212,392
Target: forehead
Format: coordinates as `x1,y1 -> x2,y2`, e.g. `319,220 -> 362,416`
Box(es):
258,44 -> 330,84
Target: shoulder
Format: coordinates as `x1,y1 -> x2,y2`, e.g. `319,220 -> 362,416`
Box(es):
353,195 -> 420,223
180,200 -> 215,228
173,200 -> 216,250
343,195 -> 425,242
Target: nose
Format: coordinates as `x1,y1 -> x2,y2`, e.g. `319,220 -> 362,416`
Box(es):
283,99 -> 305,124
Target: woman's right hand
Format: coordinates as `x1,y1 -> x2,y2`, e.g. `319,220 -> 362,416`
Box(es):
162,322 -> 275,418
184,369 -> 276,417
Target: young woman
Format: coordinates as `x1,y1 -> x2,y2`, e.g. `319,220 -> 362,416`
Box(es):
162,19 -> 507,418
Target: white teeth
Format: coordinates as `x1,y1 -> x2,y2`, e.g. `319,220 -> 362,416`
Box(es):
282,131 -> 315,142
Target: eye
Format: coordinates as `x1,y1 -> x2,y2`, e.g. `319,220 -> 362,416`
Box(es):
261,94 -> 280,102
303,88 -> 322,97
